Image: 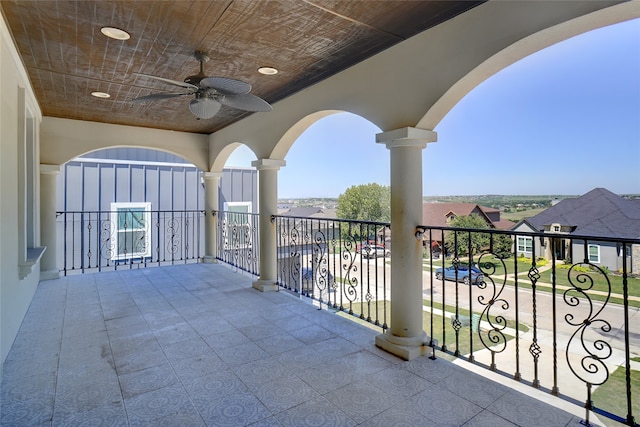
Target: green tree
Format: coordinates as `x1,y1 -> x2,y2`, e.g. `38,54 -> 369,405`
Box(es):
491,233 -> 513,259
336,183 -> 390,222
444,214 -> 490,257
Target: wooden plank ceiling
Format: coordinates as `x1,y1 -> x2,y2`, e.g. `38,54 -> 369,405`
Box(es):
1,0 -> 482,134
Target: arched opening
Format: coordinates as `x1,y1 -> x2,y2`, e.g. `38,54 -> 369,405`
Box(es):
278,112 -> 385,202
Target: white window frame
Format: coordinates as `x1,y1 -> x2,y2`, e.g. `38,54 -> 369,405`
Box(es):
588,244 -> 600,263
517,236 -> 533,254
17,90 -> 45,278
110,202 -> 152,261
223,202 -> 253,225
222,202 -> 253,250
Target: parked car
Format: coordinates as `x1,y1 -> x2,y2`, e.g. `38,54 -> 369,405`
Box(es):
355,240 -> 379,253
435,265 -> 484,285
360,244 -> 390,259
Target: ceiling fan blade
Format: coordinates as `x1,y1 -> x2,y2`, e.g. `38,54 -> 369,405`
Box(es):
134,72 -> 198,90
218,93 -> 272,112
131,92 -> 191,102
201,77 -> 251,95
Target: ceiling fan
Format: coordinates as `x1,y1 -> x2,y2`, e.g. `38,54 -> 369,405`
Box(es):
132,51 -> 272,119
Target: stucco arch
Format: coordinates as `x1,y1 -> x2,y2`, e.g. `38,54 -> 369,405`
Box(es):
62,146 -> 198,168
418,2 -> 640,131
210,142 -> 259,172
268,110 -> 344,161
211,110 -> 379,172
41,117 -> 209,170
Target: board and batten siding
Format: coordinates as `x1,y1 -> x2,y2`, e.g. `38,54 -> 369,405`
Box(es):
58,160 -> 257,213
59,161 -> 203,212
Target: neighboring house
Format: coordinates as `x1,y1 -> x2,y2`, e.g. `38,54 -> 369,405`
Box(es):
278,206 -> 340,243
276,206 -> 339,292
422,202 -> 514,230
57,148 -> 257,268
277,202 -> 293,212
280,206 -> 337,219
420,202 -> 514,255
512,188 -> 640,274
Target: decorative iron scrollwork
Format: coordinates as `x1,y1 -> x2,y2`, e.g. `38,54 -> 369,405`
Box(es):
476,252 -> 509,354
564,262 -> 612,387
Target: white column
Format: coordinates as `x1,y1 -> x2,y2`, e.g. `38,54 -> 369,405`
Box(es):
251,159 -> 285,292
202,172 -> 222,263
375,127 -> 437,360
40,164 -> 60,280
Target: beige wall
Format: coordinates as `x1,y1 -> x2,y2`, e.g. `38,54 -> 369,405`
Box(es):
40,117 -> 210,171
0,12 -> 44,369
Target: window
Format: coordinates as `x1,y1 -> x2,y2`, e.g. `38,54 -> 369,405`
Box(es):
517,236 -> 533,254
588,244 -> 600,263
618,244 -> 632,257
110,202 -> 151,260
18,89 -> 45,278
224,202 -> 252,225
221,202 -> 253,251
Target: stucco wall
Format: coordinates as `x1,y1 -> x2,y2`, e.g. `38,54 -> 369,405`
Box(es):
0,13 -> 43,369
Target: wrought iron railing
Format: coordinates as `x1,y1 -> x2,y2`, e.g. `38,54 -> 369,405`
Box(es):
56,207 -> 638,425
417,224 -> 639,427
214,210 -> 259,275
273,215 -> 391,331
56,210 -> 205,275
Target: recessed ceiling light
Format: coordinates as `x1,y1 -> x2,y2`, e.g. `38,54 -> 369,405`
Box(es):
100,27 -> 130,40
258,66 -> 278,75
91,91 -> 111,99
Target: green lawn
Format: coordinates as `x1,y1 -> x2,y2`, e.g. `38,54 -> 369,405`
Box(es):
592,366 -> 640,427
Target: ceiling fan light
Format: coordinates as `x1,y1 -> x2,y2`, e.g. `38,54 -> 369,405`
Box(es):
189,98 -> 221,119
100,27 -> 130,40
258,66 -> 278,75
91,91 -> 111,98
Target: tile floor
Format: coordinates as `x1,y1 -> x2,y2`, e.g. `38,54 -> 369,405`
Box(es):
1,263 -> 589,426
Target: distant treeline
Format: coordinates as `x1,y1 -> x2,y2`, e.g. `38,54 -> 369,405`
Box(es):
280,194 -> 639,211
422,195 -> 568,209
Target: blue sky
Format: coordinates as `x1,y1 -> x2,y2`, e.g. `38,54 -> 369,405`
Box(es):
226,18 -> 640,198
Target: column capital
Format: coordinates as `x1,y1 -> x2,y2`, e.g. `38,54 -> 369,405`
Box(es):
201,171 -> 223,180
376,127 -> 437,149
251,158 -> 286,171
40,164 -> 61,175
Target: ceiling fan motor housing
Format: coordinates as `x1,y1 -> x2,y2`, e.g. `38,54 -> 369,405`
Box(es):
184,51 -> 211,86
184,74 -> 206,86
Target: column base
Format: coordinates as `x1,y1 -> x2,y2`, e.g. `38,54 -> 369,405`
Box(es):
375,330 -> 431,361
252,279 -> 278,292
202,256 -> 218,264
40,269 -> 60,281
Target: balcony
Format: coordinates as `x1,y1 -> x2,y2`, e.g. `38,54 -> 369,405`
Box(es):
2,210 -> 638,426
2,262 -> 592,426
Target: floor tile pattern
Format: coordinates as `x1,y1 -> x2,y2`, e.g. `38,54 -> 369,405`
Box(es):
2,263 -> 588,426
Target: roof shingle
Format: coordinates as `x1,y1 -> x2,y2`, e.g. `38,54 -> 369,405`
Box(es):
525,188 -> 640,238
